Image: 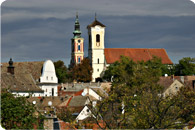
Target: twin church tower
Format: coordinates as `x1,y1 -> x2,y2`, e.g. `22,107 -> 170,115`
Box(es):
70,13 -> 106,82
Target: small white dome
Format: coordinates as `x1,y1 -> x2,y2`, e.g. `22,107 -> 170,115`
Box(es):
40,60 -> 58,83
42,60 -> 55,73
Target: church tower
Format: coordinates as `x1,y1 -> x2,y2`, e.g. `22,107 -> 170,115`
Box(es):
87,15 -> 106,82
70,13 -> 84,67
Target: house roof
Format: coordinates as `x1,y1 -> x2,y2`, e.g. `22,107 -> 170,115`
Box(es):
28,96 -> 69,109
158,77 -> 175,90
1,73 -> 43,93
1,61 -> 44,81
91,87 -> 108,97
87,19 -> 106,28
68,96 -> 88,107
104,48 -> 173,64
61,82 -> 101,92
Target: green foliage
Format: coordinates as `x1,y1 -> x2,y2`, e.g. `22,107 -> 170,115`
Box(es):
103,56 -> 175,81
71,58 -> 92,82
54,60 -> 70,83
93,56 -> 195,129
175,57 -> 195,76
1,91 -> 37,129
57,108 -> 75,122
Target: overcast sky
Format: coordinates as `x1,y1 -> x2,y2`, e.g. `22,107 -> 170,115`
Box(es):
1,0 -> 195,65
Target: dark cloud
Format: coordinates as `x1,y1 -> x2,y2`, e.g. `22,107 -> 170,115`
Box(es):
1,0 -> 195,65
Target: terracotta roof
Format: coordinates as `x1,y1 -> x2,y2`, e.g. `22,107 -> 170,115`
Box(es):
104,48 -> 173,64
1,61 -> 44,81
1,73 -> 43,92
87,19 -> 106,28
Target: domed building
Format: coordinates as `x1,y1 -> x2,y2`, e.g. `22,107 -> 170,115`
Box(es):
39,60 -> 58,96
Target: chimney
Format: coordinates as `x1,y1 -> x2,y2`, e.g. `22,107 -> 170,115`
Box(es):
7,58 -> 15,75
171,75 -> 175,81
180,76 -> 184,84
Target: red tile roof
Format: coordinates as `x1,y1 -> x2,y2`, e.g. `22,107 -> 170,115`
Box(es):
104,48 -> 173,64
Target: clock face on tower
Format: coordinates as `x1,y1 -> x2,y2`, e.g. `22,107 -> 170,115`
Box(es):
96,26 -> 100,31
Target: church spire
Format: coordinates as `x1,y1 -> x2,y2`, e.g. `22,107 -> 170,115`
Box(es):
73,12 -> 81,38
95,13 -> 97,21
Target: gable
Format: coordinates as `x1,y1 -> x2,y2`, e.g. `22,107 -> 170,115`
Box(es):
104,48 -> 173,64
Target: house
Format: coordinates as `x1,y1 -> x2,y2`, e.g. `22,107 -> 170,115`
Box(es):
38,60 -> 58,97
1,58 -> 44,97
158,76 -> 195,96
58,82 -> 102,96
1,59 -> 59,97
27,96 -> 70,116
58,84 -> 108,122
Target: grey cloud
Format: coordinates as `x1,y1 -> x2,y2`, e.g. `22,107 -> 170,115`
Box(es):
1,0 -> 195,65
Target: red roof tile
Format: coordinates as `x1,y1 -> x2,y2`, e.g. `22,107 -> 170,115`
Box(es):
74,89 -> 84,96
104,48 -> 173,64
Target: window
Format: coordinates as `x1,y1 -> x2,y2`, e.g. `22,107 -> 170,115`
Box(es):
52,88 -> 54,96
51,77 -> 53,80
78,57 -> 81,63
78,44 -> 81,51
96,34 -> 100,42
97,69 -> 99,72
97,58 -> 99,64
46,76 -> 48,80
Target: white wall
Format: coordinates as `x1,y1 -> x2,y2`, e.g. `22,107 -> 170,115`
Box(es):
39,60 -> 58,97
88,25 -> 105,82
83,88 -> 101,100
12,92 -> 44,97
76,106 -> 91,121
39,85 -> 58,97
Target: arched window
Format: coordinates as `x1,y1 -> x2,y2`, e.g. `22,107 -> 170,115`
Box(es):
96,34 -> 100,42
78,57 -> 81,63
97,58 -> 99,64
78,44 -> 81,51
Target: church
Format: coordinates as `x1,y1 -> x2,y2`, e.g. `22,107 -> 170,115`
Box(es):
70,14 -> 173,82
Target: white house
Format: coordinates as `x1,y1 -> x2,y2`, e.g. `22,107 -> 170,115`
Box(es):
39,60 -> 58,97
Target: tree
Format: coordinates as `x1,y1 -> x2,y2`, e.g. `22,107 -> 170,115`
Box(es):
1,91 -> 38,129
175,57 -> 195,76
103,56 -> 174,81
91,56 -> 195,129
54,60 -> 70,83
71,58 -> 92,82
